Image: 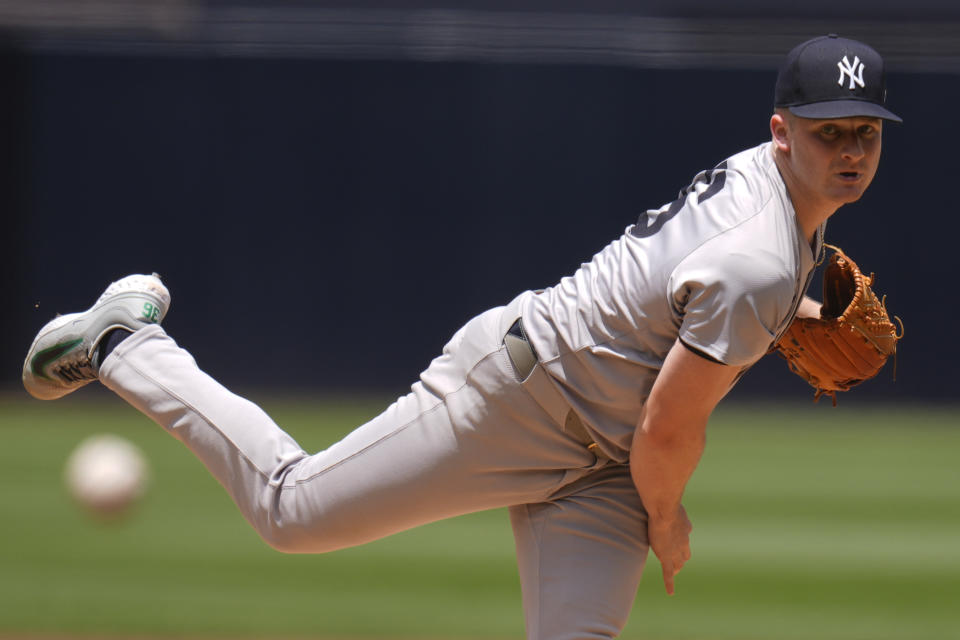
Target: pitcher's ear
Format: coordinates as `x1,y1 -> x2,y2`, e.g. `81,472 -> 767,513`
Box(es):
771,112 -> 791,152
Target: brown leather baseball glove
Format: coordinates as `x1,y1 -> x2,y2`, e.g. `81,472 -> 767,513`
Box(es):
775,245 -> 903,405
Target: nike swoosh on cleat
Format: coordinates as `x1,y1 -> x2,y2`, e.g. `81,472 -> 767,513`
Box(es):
30,338 -> 83,380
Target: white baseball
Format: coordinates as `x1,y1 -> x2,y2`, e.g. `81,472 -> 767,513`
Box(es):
64,434 -> 149,516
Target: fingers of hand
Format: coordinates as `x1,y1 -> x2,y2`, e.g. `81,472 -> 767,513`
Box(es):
661,561 -> 676,596
660,551 -> 690,596
651,512 -> 693,595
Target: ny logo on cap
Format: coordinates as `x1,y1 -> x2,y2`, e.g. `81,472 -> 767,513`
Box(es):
837,55 -> 865,90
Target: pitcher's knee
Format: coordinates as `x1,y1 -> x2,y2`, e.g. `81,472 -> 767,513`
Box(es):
250,515 -> 348,554
243,489 -> 370,555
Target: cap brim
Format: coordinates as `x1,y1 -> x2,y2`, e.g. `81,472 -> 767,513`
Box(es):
789,100 -> 902,123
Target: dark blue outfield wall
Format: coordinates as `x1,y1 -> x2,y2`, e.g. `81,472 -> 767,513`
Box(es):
2,52 -> 956,401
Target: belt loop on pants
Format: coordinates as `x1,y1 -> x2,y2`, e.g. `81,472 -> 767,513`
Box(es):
502,316 -> 610,464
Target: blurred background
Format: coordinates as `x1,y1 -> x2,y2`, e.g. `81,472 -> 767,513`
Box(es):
0,1 -> 958,639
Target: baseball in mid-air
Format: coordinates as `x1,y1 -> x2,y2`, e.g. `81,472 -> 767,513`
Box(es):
64,434 -> 149,517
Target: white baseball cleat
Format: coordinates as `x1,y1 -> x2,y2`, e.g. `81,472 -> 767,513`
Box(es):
23,274 -> 171,400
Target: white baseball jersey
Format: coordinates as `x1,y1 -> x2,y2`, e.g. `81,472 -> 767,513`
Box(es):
521,141 -> 824,460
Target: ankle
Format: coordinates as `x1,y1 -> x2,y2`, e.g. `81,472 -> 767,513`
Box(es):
96,328 -> 133,366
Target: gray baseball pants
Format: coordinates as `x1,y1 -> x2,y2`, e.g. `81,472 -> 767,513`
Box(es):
99,295 -> 650,639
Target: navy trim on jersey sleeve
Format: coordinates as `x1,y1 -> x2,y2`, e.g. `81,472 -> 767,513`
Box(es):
678,337 -> 727,365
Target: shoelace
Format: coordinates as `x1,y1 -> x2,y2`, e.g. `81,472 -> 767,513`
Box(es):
55,360 -> 96,383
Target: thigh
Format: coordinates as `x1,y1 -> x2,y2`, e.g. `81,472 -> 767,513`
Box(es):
276,307 -> 595,551
510,464 -> 649,640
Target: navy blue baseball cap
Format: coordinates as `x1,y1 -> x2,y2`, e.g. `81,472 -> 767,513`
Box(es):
775,34 -> 902,123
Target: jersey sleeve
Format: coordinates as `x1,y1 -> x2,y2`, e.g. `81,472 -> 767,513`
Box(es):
670,246 -> 795,367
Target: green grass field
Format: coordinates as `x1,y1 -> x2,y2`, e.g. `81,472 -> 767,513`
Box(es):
0,391 -> 958,639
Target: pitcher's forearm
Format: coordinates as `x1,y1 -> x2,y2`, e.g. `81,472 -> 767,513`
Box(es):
629,419 -> 705,520
796,295 -> 823,319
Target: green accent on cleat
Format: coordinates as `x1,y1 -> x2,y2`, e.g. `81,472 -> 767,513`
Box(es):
30,338 -> 83,380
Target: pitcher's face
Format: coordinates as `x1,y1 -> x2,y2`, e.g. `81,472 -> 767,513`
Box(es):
780,114 -> 883,208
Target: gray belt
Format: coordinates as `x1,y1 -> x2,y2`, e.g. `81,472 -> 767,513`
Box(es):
503,318 -> 610,463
